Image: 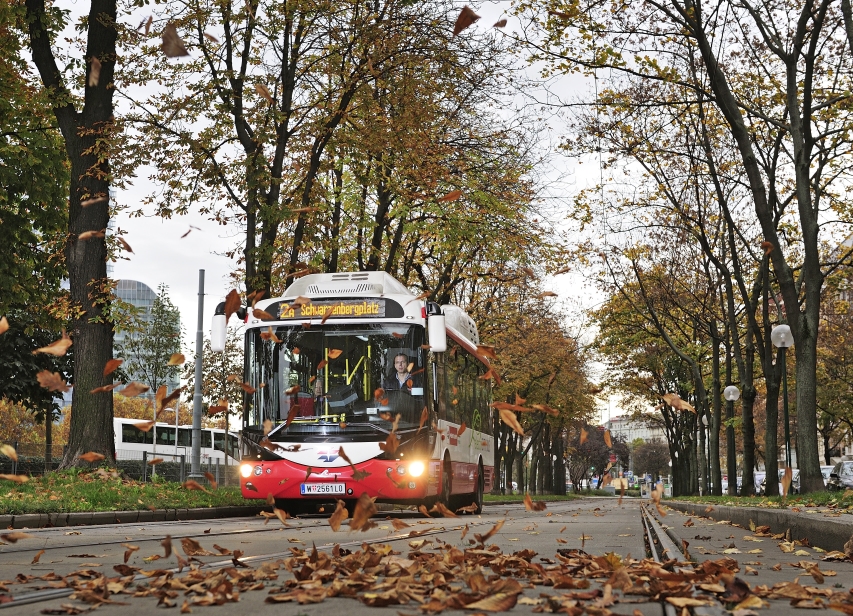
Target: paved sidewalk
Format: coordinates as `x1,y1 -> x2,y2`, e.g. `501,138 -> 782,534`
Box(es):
654,502 -> 853,616
665,500 -> 853,552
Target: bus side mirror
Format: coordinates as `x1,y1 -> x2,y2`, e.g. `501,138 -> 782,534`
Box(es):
428,314 -> 446,352
211,314 -> 226,352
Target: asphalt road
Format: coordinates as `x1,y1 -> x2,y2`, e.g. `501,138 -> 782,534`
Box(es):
6,498 -> 849,616
0,497 -> 660,615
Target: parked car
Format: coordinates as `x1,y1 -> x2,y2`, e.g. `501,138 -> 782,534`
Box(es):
821,465 -> 835,486
826,461 -> 853,491
759,469 -> 799,495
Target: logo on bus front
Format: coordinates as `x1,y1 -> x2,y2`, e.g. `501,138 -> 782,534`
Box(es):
317,448 -> 340,462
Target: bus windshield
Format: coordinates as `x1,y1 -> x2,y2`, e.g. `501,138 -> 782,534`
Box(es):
245,323 -> 427,440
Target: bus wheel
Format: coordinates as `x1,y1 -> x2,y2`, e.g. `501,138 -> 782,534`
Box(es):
439,457 -> 452,513
472,462 -> 484,514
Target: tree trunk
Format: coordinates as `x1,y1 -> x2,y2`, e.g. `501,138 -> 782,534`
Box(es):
26,0 -> 117,467
710,320 -> 722,495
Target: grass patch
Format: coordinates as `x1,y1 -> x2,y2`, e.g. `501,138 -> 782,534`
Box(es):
671,490 -> 853,513
0,468 -> 255,515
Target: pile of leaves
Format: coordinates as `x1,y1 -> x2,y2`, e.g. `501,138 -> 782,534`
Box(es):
6,514 -> 853,614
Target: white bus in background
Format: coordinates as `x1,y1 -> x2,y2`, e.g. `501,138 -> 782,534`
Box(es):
113,418 -> 239,464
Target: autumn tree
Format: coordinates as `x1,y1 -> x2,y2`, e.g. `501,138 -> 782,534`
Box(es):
632,440 -> 671,480
478,286 -> 595,495
518,0 -> 853,493
116,283 -> 182,396
183,332 -> 244,430
23,0 -> 122,466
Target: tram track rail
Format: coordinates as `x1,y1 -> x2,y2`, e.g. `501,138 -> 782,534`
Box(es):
0,512 -> 501,609
641,504 -> 729,616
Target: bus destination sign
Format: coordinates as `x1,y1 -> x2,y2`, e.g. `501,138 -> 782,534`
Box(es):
276,299 -> 386,320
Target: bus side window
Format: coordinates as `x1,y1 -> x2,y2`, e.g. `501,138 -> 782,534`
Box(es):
214,432 -> 225,452
201,430 -> 212,449
178,428 -> 192,447
156,428 -> 176,446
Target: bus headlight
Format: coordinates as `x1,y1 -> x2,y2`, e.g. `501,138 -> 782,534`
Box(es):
240,464 -> 253,478
408,461 -> 425,477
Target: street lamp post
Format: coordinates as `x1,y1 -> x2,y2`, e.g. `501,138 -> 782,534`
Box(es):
771,324 -> 793,468
723,385 -> 740,496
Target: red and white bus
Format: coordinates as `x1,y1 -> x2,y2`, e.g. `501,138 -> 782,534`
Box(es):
211,272 -> 495,515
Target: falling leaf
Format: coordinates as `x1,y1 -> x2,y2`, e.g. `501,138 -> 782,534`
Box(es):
524,493 -> 547,512
349,492 -> 377,531
273,507 -> 290,526
147,458 -> 164,465
437,189 -> 462,202
0,445 -> 17,462
103,358 -> 123,376
180,537 -> 215,556
203,471 -> 218,490
0,474 -> 28,484
474,519 -> 504,545
162,23 -> 189,57
417,406 -> 429,434
88,56 -> 101,86
603,429 -> 612,448
429,502 -> 458,517
458,422 -> 467,436
224,289 -> 241,323
580,427 -> 588,445
157,386 -> 184,413
122,543 -> 139,563
0,316 -> 8,335
167,353 -> 185,366
531,404 -> 559,416
263,419 -> 273,435
121,382 -> 150,397
79,229 -> 106,241
321,304 -> 339,324
391,518 -> 410,531
241,382 -> 257,394
662,392 -> 696,413
117,237 -> 133,253
329,500 -> 348,532
453,6 -> 480,36
761,241 -> 774,255
78,452 -> 105,463
317,360 -> 328,370
255,83 -> 274,103
132,420 -> 156,432
253,308 -> 274,320
536,291 -> 558,299
1,532 -> 33,543
498,408 -> 524,436
781,467 -> 793,497
379,432 -> 399,454
80,195 -> 108,208
326,349 -> 344,360
182,480 -> 210,493
33,330 -> 72,356
31,549 -> 45,564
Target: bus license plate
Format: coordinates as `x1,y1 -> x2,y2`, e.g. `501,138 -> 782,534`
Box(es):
300,483 -> 346,495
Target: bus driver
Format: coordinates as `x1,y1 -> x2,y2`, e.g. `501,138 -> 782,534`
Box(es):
383,353 -> 422,393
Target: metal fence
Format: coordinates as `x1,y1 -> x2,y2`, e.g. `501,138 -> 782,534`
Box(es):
0,442 -> 240,486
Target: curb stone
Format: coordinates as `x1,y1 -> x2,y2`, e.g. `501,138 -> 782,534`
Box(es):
666,500 -> 853,552
0,506 -> 268,529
